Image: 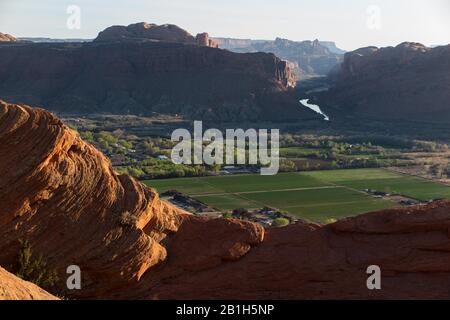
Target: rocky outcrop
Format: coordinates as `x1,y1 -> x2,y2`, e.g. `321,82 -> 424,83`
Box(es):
321,42 -> 450,122
144,201 -> 450,299
213,37 -> 344,78
0,267 -> 58,300
2,101 -> 450,299
0,27 -> 306,122
195,32 -> 218,48
0,101 -> 264,298
94,22 -> 196,43
95,23 -> 219,48
0,33 -> 18,42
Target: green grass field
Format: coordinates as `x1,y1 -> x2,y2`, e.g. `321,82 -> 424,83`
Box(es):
144,168 -> 450,222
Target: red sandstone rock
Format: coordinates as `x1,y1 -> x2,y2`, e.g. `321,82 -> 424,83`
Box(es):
0,101 -> 263,298
0,267 -> 58,300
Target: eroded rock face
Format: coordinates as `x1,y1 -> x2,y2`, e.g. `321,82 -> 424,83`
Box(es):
195,32 -> 219,48
0,267 -> 58,300
322,42 -> 450,122
124,201 -> 450,300
213,37 -> 344,78
2,101 -> 450,299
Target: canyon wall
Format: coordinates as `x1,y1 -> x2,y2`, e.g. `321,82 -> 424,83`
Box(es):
0,36 -> 304,121
321,42 -> 450,122
214,37 -> 344,78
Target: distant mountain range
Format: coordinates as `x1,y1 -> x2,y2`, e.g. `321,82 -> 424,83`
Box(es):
213,37 -> 345,79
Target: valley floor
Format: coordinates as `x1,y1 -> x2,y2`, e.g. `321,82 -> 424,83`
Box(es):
144,168 -> 450,223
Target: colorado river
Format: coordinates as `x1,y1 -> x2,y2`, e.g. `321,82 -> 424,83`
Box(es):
300,99 -> 330,121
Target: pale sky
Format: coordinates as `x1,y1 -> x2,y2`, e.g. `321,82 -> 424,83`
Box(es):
0,0 -> 449,50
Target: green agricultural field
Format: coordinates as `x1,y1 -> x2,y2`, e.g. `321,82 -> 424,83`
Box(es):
147,172 -> 329,195
302,169 -> 450,201
144,168 -> 450,222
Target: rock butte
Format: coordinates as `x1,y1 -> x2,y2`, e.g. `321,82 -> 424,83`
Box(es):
1,100 -> 450,299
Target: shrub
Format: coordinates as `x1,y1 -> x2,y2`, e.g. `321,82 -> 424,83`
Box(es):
222,212 -> 233,219
16,240 -> 59,290
272,217 -> 290,227
119,211 -> 137,226
324,218 -> 337,224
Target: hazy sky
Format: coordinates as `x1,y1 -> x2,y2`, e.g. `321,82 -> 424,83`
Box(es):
0,0 -> 449,50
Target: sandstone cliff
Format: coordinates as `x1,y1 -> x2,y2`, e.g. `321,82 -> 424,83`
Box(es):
2,101 -> 450,299
214,37 -> 344,78
321,42 -> 450,122
0,27 -> 305,122
0,267 -> 58,300
195,32 -> 219,48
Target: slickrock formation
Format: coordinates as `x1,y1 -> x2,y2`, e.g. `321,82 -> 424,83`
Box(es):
0,101 -> 264,298
2,101 -> 450,299
0,267 -> 58,300
0,33 -> 17,42
0,24 -> 306,122
321,42 -> 450,122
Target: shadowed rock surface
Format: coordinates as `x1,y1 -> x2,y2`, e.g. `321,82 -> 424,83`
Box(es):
1,101 -> 450,299
320,42 -> 450,122
0,267 -> 58,300
214,37 -> 344,78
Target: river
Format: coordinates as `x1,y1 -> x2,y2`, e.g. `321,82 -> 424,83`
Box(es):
299,99 -> 330,121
